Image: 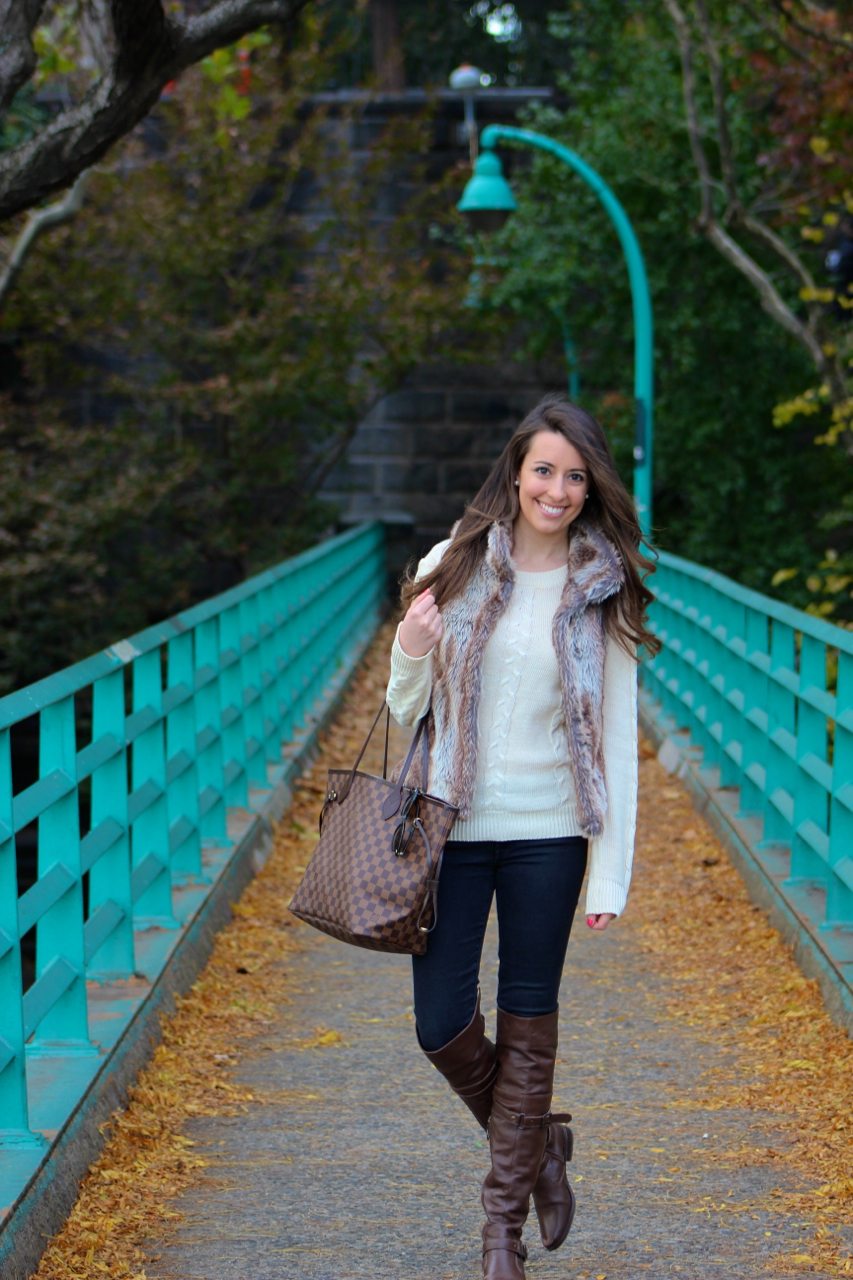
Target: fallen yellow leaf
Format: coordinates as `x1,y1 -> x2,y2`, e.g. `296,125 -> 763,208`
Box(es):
300,1027 -> 344,1049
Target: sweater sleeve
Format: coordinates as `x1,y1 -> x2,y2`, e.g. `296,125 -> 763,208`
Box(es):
385,540 -> 450,727
584,635 -> 639,917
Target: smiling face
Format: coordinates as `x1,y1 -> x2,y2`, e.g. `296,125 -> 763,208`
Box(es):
514,429 -> 590,542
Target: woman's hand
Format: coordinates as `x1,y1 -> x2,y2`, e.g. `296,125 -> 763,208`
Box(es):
398,589 -> 443,658
586,913 -> 616,931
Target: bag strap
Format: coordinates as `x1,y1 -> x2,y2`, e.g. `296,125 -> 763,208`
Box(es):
339,702 -> 429,811
347,701 -> 391,780
415,819 -> 445,936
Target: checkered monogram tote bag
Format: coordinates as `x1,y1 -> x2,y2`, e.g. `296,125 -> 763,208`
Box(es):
288,704 -> 458,954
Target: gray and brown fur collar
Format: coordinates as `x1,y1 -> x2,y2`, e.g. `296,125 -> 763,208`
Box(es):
425,519 -> 624,836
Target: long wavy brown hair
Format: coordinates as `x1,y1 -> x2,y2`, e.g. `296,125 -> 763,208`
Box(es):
401,394 -> 660,655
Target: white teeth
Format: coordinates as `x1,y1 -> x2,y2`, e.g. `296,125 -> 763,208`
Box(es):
537,501 -> 565,516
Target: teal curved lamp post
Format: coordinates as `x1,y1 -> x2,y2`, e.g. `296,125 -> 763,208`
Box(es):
458,124 -> 654,536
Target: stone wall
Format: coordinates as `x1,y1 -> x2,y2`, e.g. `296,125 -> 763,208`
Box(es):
321,364 -> 560,583
310,88 -> 567,581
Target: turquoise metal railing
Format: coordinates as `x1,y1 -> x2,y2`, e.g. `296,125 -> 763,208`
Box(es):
0,522 -> 385,1152
642,551 -> 852,943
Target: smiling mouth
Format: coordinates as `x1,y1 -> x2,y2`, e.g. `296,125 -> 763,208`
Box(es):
536,500 -> 567,517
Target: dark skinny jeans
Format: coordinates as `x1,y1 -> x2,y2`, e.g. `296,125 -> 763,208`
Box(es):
412,836 -> 588,1052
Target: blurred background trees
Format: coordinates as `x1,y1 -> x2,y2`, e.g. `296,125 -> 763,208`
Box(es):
0,3 -> 476,689
0,0 -> 850,692
439,0 -> 851,617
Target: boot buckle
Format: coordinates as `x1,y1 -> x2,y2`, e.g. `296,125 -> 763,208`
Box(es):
513,1109 -> 553,1130
482,1232 -> 528,1260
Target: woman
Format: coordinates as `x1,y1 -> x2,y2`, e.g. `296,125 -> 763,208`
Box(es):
386,394 -> 658,1279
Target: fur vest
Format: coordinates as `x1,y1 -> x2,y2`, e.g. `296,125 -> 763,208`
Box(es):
425,519 -> 624,837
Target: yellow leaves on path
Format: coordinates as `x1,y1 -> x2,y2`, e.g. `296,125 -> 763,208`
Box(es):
297,1027 -> 345,1049
632,743 -> 853,1276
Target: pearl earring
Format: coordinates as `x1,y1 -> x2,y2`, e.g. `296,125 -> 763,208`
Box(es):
514,479 -> 519,487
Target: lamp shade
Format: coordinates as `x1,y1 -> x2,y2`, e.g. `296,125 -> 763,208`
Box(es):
457,150 -> 516,233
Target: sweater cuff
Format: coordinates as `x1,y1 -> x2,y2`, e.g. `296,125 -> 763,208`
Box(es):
392,624 -> 434,672
584,874 -> 628,918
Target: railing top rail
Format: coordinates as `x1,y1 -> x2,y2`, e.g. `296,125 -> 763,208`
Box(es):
0,522 -> 382,729
656,549 -> 853,655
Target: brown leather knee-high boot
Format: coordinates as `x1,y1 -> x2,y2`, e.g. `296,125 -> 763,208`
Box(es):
480,1009 -> 570,1279
420,999 -> 576,1253
419,993 -> 498,1129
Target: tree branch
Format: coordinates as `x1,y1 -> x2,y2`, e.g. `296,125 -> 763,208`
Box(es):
0,0 -> 49,113
694,0 -> 740,216
0,169 -> 90,306
664,0 -> 715,225
110,0 -> 173,78
79,0 -> 118,75
740,1 -> 811,62
705,219 -> 842,396
738,211 -> 816,292
0,0 -> 312,224
665,0 -> 846,404
770,0 -> 853,52
178,0 -> 313,63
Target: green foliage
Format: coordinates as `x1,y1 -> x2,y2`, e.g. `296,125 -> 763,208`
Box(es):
0,16 -> 476,690
0,417 -> 200,689
462,0 -> 851,618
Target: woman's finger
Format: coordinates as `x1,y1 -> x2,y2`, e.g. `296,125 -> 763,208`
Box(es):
586,912 -> 616,931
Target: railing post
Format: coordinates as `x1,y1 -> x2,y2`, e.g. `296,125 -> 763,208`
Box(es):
239,594 -> 266,787
738,608 -> 769,819
787,636 -> 828,889
32,697 -> 93,1050
167,633 -> 203,881
131,653 -> 176,926
219,607 -> 249,809
257,583 -> 277,765
714,598 -> 741,790
194,619 -> 228,844
827,649 -> 853,926
87,670 -> 135,977
704,590 -> 730,780
272,576 -> 297,747
0,728 -> 42,1143
760,619 -> 795,844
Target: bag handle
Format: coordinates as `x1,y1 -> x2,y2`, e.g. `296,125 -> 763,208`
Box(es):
346,701 -> 391,780
337,701 -> 429,813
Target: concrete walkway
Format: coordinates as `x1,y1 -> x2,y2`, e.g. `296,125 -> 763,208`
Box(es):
142,897 -> 837,1279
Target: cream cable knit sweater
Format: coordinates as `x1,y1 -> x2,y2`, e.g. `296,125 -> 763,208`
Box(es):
386,541 -> 638,917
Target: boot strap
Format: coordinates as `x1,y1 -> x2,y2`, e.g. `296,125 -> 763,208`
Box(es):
482,1230 -> 527,1260
511,1108 -> 570,1130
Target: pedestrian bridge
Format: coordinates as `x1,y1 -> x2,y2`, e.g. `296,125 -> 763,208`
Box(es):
1,522 -> 850,1279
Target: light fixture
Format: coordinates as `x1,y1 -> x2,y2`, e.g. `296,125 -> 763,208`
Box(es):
457,149 -> 516,233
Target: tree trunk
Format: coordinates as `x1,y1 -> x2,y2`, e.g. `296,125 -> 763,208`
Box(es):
370,0 -> 404,91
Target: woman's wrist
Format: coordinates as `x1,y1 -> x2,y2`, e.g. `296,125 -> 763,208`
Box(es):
393,627 -> 434,666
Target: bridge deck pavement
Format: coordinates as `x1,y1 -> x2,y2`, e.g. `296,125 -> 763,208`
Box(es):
140,866 -> 841,1278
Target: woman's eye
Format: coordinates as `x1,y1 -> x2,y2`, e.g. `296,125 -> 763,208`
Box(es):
570,473 -> 585,483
